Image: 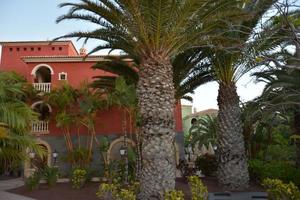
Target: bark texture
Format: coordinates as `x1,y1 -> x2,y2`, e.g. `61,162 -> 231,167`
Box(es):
137,54 -> 176,200
294,111 -> 300,168
216,82 -> 249,190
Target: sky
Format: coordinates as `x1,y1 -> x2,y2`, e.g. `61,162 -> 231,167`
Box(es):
0,0 -> 274,111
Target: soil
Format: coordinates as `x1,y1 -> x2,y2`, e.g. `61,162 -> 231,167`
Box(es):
8,177 -> 264,200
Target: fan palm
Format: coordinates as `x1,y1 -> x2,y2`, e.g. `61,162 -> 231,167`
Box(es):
55,0 -> 246,197
0,72 -> 42,173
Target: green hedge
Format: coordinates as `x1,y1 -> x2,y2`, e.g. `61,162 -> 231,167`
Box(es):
249,159 -> 300,187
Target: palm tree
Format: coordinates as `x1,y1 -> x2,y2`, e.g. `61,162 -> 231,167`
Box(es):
45,83 -> 78,152
183,0 -> 278,190
55,0 -> 243,197
0,72 -> 42,173
254,68 -> 300,167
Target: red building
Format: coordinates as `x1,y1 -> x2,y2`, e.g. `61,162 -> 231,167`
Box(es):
0,41 -> 184,176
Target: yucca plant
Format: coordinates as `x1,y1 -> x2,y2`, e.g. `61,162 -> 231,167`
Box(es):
55,0 -> 246,198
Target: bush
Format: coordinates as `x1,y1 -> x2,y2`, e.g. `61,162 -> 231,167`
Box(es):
188,176 -> 208,200
25,172 -> 41,191
71,168 -> 87,189
249,159 -> 300,187
263,178 -> 300,200
164,190 -> 185,200
195,154 -> 217,176
42,166 -> 59,187
96,182 -> 136,200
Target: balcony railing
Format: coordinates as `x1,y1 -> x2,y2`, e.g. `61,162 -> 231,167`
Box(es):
31,121 -> 49,133
33,83 -> 51,93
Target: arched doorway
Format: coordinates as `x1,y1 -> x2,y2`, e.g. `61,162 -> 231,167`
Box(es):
31,144 -> 48,170
107,137 -> 136,163
31,101 -> 51,133
35,67 -> 51,83
24,139 -> 52,177
31,64 -> 53,93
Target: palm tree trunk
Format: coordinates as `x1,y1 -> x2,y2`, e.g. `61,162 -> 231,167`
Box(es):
216,82 -> 249,190
137,55 -> 176,200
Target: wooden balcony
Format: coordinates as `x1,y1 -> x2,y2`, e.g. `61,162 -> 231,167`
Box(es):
33,83 -> 51,93
31,121 -> 49,134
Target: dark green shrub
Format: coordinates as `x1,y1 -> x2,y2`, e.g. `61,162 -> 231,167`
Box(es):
42,166 -> 59,187
195,154 -> 217,176
249,159 -> 300,187
25,172 -> 41,191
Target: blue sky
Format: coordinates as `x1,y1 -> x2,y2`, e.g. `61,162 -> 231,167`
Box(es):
0,0 -> 294,111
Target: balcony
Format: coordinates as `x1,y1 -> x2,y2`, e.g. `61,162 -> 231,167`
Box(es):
31,121 -> 49,134
33,83 -> 51,93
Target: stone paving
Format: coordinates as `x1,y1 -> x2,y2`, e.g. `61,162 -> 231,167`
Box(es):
208,192 -> 268,200
0,178 -> 36,200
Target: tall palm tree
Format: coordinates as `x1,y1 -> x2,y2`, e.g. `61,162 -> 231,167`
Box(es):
55,0 -> 245,198
0,72 -> 42,173
184,0 -> 278,190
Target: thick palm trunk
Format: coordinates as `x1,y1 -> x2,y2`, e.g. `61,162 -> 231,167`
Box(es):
294,110 -> 300,168
216,82 -> 249,190
137,55 -> 176,200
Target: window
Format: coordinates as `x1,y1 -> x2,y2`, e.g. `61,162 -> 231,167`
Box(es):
9,48 -> 13,52
58,72 -> 67,80
24,47 -> 27,51
59,47 -> 62,51
31,47 -> 34,51
38,47 -> 41,51
52,47 -> 55,50
16,47 -> 20,51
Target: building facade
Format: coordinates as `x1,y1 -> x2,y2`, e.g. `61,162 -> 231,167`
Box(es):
0,41 -> 184,176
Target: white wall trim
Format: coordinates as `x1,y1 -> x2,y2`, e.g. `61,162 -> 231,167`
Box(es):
31,63 -> 54,75
31,101 -> 52,113
58,72 -> 67,80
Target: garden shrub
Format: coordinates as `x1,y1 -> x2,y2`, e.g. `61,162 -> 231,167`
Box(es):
25,172 -> 41,191
71,168 -> 87,189
164,190 -> 185,200
42,166 -> 59,187
249,159 -> 300,187
195,154 -> 217,176
264,145 -> 296,162
188,176 -> 208,200
263,178 -> 300,200
96,182 -> 136,200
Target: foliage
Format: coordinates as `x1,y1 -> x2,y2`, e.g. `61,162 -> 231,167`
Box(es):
188,115 -> 217,147
262,145 -> 296,162
195,154 -> 217,176
249,159 -> 300,187
64,148 -> 91,168
164,190 -> 185,200
71,168 -> 87,189
96,182 -> 137,200
41,166 -> 59,187
188,176 -> 208,200
0,71 -> 43,173
25,172 -> 41,191
263,178 -> 300,200
178,159 -> 196,178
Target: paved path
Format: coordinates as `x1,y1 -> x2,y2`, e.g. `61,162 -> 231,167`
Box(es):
209,192 -> 268,200
0,178 -> 36,200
